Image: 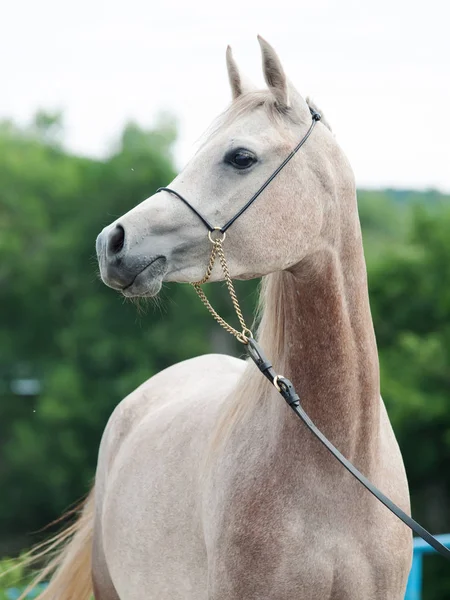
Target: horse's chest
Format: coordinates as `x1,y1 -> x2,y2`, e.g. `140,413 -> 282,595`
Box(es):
208,503 -> 392,599
205,461 -> 404,599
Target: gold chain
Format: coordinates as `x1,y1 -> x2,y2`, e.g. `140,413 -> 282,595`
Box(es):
191,230 -> 253,344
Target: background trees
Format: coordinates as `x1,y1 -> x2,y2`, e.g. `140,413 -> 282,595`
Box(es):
0,114 -> 449,598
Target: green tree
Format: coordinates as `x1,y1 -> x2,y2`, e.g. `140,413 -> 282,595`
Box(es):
369,206 -> 450,600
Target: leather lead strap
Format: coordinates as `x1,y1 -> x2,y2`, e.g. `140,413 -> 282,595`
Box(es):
246,338 -> 450,561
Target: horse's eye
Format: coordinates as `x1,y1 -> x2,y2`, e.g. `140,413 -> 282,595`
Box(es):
225,149 -> 257,170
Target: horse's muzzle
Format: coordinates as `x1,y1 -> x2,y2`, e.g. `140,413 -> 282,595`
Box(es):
96,224 -> 167,297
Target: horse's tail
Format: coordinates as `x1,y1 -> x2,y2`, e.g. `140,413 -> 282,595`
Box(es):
19,487 -> 95,600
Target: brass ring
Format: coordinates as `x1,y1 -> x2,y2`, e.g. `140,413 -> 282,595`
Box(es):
208,227 -> 226,244
273,375 -> 285,392
236,332 -> 248,344
241,327 -> 253,342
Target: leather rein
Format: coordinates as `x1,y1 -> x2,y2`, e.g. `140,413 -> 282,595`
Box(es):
155,107 -> 450,560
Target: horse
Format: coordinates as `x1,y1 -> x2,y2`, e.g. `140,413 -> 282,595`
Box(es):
29,36 -> 412,599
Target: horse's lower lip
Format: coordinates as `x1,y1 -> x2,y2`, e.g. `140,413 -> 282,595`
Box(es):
121,257 -> 167,297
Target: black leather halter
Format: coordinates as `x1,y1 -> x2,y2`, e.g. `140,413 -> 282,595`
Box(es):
156,107 -> 450,561
157,106 -> 322,233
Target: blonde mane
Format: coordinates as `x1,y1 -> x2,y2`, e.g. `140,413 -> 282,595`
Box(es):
210,270 -> 297,452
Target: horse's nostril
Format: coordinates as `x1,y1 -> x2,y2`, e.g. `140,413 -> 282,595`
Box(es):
108,224 -> 125,255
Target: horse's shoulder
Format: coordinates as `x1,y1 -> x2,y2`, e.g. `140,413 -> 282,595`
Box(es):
97,353 -> 245,470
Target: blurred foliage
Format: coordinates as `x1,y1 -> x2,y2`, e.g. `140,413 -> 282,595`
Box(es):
0,113 -> 449,598
0,556 -> 29,594
0,555 -> 46,598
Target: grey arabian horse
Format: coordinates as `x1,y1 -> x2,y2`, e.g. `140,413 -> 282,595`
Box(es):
26,37 -> 412,599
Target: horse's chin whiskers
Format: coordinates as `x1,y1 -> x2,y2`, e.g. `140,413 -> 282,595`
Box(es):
129,296 -> 144,312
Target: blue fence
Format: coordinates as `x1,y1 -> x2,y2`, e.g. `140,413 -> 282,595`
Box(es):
5,583 -> 47,599
6,535 -> 450,599
404,534 -> 450,600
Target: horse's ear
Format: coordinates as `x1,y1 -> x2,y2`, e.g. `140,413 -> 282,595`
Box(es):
257,35 -> 289,108
226,46 -> 247,100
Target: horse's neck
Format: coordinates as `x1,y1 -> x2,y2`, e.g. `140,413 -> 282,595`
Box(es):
259,216 -> 380,466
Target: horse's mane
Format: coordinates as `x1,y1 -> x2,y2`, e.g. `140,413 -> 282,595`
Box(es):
209,271 -> 298,453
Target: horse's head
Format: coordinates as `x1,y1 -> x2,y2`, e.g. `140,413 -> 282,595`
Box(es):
96,36 -> 354,297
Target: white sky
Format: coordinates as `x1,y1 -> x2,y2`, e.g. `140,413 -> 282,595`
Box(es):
2,0 -> 450,190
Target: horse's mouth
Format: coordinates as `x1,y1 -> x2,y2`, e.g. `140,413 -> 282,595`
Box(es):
121,256 -> 168,298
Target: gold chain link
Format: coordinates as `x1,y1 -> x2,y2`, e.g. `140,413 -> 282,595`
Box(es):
191,234 -> 253,344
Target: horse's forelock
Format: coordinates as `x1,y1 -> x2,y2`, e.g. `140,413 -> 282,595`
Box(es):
200,91 -> 331,153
